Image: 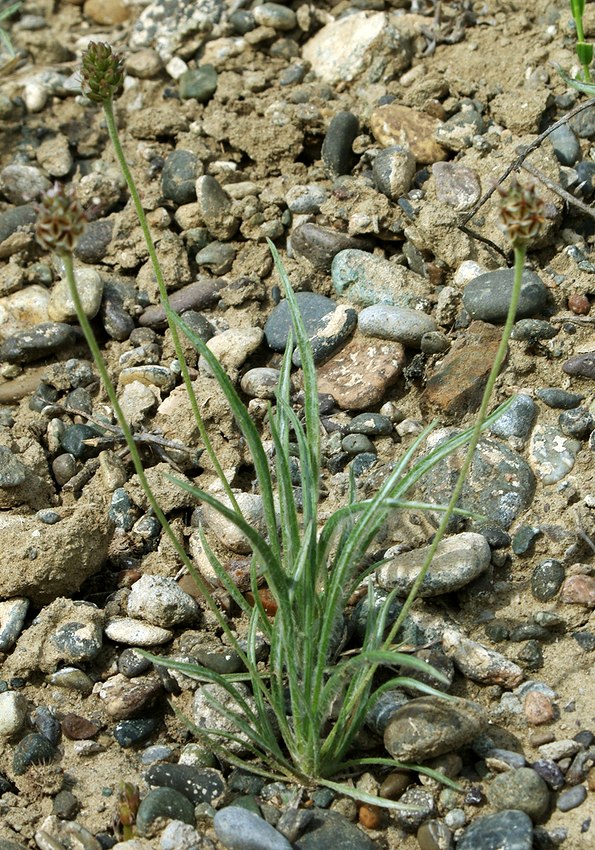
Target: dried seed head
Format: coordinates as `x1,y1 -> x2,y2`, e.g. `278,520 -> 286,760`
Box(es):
80,41 -> 124,104
498,178 -> 546,247
36,183 -> 87,255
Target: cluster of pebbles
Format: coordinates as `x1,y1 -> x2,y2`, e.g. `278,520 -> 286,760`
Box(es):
0,0 -> 595,848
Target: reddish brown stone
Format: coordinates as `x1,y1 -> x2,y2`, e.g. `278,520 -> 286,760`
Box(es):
62,713 -> 100,740
316,336 -> 405,410
568,293 -> 591,315
524,691 -> 555,726
421,321 -> 502,419
560,574 -> 595,608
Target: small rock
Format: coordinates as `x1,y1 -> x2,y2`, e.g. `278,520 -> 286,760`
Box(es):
0,164 -> 51,204
434,108 -> 484,152
463,270 -> 548,323
127,575 -> 200,628
531,759 -> 565,791
332,249 -> 429,309
0,599 -> 29,653
358,304 -> 436,349
61,714 -> 100,740
316,336 -> 405,410
265,291 -> 355,364
201,491 -> 266,554
240,368 -> 281,399
97,673 -> 163,720
146,763 -> 225,806
536,388 -> 584,409
378,532 -> 491,598
556,785 -> 587,811
0,322 -> 77,364
0,692 -> 28,738
489,394 -> 537,443
442,629 -> 524,688
457,810 -> 533,850
162,150 -> 200,205
139,280 -> 223,328
322,111 -> 359,177
529,426 -> 581,484
195,175 -> 239,240
531,560 -> 565,601
549,124 -> 581,165
370,103 -> 447,164
291,223 -> 370,272
136,787 -> 195,835
114,717 -> 161,748
294,808 -> 376,850
373,145 -> 416,200
487,768 -> 550,821
432,162 -> 481,210
13,733 -> 56,775
193,683 -> 274,757
105,618 -> 174,646
559,575 -> 595,608
285,184 -> 328,215
384,697 -> 486,762
538,739 -> 581,761
348,413 -> 393,436
200,328 -> 263,380
558,406 -> 594,439
562,351 -> 595,379
391,787 -> 436,832
214,806 -> 292,850
47,268 -> 104,322
179,64 -> 218,101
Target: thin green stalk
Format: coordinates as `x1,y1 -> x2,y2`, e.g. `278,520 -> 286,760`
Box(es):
101,98 -> 240,514
385,244 -> 526,645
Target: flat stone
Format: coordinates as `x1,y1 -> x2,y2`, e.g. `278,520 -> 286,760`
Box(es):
434,108 -> 484,152
332,249 -> 429,308
442,629 -> 524,688
136,787 -> 195,836
294,809 -> 376,850
214,806 -> 292,850
463,270 -> 548,323
114,717 -> 161,748
0,322 -> 77,364
457,810 -> 533,850
291,223 -> 371,272
487,768 -> 550,821
139,279 -> 223,327
200,327 -> 263,380
529,425 -> 581,484
370,103 -> 447,164
316,336 -> 405,410
421,321 -> 503,419
13,733 -> 56,775
105,618 -> 174,646
348,412 -> 393,436
146,764 -> 225,806
432,161 -> 481,210
562,350 -> 595,379
557,785 -> 588,811
378,532 -> 491,597
358,304 -> 436,349
97,673 -> 163,720
384,696 -> 486,762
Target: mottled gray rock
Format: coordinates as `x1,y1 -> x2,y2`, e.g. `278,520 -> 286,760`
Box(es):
240,368 -> 281,399
434,108 -> 484,152
332,249 -> 429,308
214,806 -> 292,850
489,394 -> 537,443
146,763 -> 225,806
442,629 -> 524,688
0,598 -> 29,653
0,322 -> 77,364
130,0 -> 224,61
392,787 -> 436,832
136,787 -> 195,835
384,697 -> 486,761
510,319 -> 557,342
193,683 -> 275,757
75,219 -> 114,264
253,2 -> 296,30
291,223 -> 370,272
529,425 -> 581,484
264,292 -> 353,364
432,161 -> 481,210
0,204 -> 37,246
549,124 -> 581,165
285,184 -> 328,214
295,809 -> 376,850
487,768 -> 550,821
105,618 -> 174,646
358,304 -> 436,349
195,174 -> 239,240
531,560 -> 565,601
457,811 -> 533,850
463,270 -> 548,322
127,575 -> 200,628
373,145 -> 416,200
162,150 -> 200,204
98,673 -> 163,720
201,491 -> 266,554
0,164 -> 51,204
13,733 -> 56,775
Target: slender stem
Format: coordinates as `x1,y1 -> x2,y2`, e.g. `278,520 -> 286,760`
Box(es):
61,252 -> 249,660
101,98 -> 240,513
385,244 -> 527,645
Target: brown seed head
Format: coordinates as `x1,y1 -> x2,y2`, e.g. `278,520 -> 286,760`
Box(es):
35,182 -> 87,255
80,41 -> 124,104
498,178 -> 546,247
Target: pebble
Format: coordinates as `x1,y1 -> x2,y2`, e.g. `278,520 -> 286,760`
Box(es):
373,145 -> 416,200
113,717 -> 160,748
316,336 -> 405,410
13,733 -> 56,775
549,124 -> 581,165
195,174 -> 238,240
290,223 -> 370,272
125,48 -> 164,79
417,819 -> 453,850
568,293 -> 591,314
463,270 -> 548,322
130,0 -> 224,61
417,430 -> 535,529
146,764 -> 225,806
559,575 -> 595,607
322,111 -> 359,177
136,787 -> 196,835
558,406 -> 594,439
214,806 -> 292,850
0,599 -> 29,653
432,161 -> 481,210
127,575 -> 200,628
162,150 -> 200,205
48,668 -> 94,695
370,103 -> 446,164
442,629 -> 524,688
348,413 -> 393,436
435,108 -> 484,152
557,785 -> 587,811
487,768 -> 550,821
510,319 -> 557,343
0,692 -> 28,738
0,164 -> 51,204
457,810 -> 533,850
294,808 -> 376,850
488,394 -> 537,443
118,648 -> 153,678
285,184 -> 328,215
531,560 -> 565,601
529,425 -> 581,484
358,304 -> 436,349
536,388 -> 584,409
61,713 -> 100,740
531,759 -> 565,791
179,64 -> 218,101
538,740 -> 581,761
195,241 -> 236,275
139,279 -> 223,327
384,696 -> 485,762
342,434 -> 375,455
240,368 -> 282,399
265,292 -> 353,359
562,351 -> 595,379
392,787 -> 436,832
193,682 -> 268,756
378,532 -> 490,598
0,322 -> 77,364
200,327 -> 263,380
332,249 -> 429,308
523,690 -> 556,726
201,491 -> 266,554
105,618 -> 174,646
97,674 -> 163,720
51,617 -> 103,665
160,821 -> 204,850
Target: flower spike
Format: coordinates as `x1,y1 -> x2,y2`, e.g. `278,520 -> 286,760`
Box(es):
498,178 -> 546,248
35,182 -> 87,255
81,41 -> 124,104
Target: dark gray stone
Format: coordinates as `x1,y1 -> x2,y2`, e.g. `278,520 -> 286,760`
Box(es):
0,204 -> 37,245
264,291 -> 337,352
294,809 -> 376,850
60,423 -> 103,459
341,434 -> 375,455
457,810 -> 533,850
162,150 -> 199,205
536,388 -> 584,409
0,599 -> 29,653
146,763 -> 225,806
179,64 -> 218,101
321,111 -> 359,176
215,806 -> 293,850
434,109 -> 484,152
136,787 -> 195,834
563,351 -> 595,378
558,406 -> 594,439
489,394 -> 537,442
549,124 -> 581,165
531,759 -> 565,791
13,733 -> 56,775
291,223 -> 371,272
140,279 -> 223,327
556,785 -> 587,811
195,241 -> 236,275
0,322 -> 77,364
31,706 -> 61,746
118,648 -> 153,678
75,218 -> 114,263
51,621 -> 103,664
510,319 -> 557,342
463,270 -> 548,323
384,697 -> 486,761
348,413 -> 393,435
487,768 -> 550,821
358,304 -> 436,348
114,717 -> 161,748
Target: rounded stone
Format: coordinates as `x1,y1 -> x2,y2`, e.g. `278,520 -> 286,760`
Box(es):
531,559 -> 565,601
558,406 -> 594,439
510,319 -> 557,342
322,111 -> 359,176
489,394 -> 537,441
457,810 -> 533,850
341,434 -> 375,455
127,575 -> 200,628
145,763 -> 225,806
105,618 -> 174,647
114,717 -> 161,748
358,304 -> 436,349
463,269 -> 548,322
48,268 -> 104,322
562,351 -> 595,379
285,184 -> 328,214
0,692 -> 28,738
391,787 -> 436,832
61,713 -> 100,740
253,2 -> 296,30
51,620 -> 103,664
265,292 -> 338,352
487,768 -> 550,821
215,805 -> 293,850
548,124 -> 581,165
384,697 -> 486,762
13,733 -> 56,775
417,819 -> 453,850
240,368 -> 281,399
136,787 -> 195,835
347,412 -> 393,436
0,322 -> 76,364
201,491 -> 266,554
291,223 -> 370,272
557,785 -> 587,811
75,219 -> 114,264
179,65 -> 218,101
162,150 -> 199,205
536,388 -> 584,409
373,145 -> 416,200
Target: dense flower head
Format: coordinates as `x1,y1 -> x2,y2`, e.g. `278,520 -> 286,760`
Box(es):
80,41 -> 124,103
498,178 -> 546,247
35,182 -> 87,255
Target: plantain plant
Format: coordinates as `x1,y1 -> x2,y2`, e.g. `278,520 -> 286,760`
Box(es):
33,41 -> 546,809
